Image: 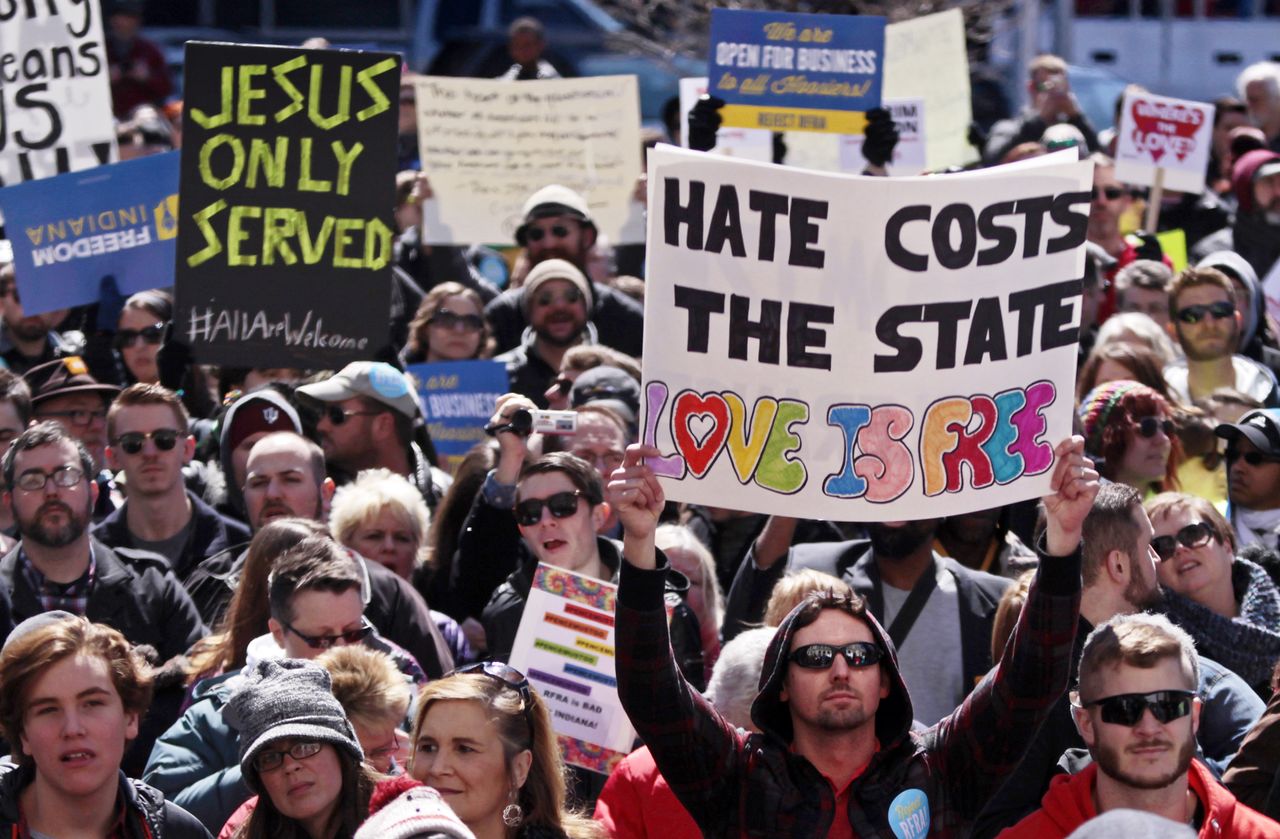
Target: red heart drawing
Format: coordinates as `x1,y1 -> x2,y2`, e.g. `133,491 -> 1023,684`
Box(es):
672,391 -> 730,478
1129,99 -> 1203,163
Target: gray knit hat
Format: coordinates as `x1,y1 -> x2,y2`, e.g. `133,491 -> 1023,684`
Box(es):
224,659 -> 363,792
521,258 -> 593,317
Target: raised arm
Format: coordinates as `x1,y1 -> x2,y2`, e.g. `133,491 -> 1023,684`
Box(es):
930,436 -> 1097,820
610,444 -> 749,829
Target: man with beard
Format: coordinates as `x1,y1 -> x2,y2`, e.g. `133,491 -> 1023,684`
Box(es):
296,361 -> 450,511
183,431 -> 454,680
495,259 -> 598,408
0,266 -> 76,376
483,185 -> 643,356
972,483 -> 1265,837
1163,267 -> 1280,407
725,512 -> 1013,726
997,613 -> 1277,838
0,422 -> 205,775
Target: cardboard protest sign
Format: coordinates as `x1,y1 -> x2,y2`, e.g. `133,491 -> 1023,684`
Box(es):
415,75 -> 644,246
679,77 -> 772,162
641,145 -> 1091,520
409,360 -> 509,473
1115,91 -> 1214,194
174,42 -> 399,368
882,9 -> 975,171
0,0 -> 117,189
708,9 -> 884,134
0,152 -> 179,314
508,564 -> 635,775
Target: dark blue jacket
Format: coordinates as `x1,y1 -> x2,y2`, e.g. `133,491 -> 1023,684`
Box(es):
93,490 -> 250,583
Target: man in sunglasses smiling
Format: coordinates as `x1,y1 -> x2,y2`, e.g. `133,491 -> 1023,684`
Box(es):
1001,613 -> 1276,837
94,384 -> 248,582
1164,267 -> 1280,408
483,185 -> 644,357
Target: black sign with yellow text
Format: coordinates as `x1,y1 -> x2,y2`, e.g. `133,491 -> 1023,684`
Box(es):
175,41 -> 399,367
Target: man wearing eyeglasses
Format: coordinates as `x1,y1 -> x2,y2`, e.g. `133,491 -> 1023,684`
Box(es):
495,259 -> 598,409
484,185 -> 644,357
1163,267 -> 1280,408
296,361 -> 450,513
0,421 -> 206,776
93,384 -> 248,582
23,357 -> 123,523
610,437 -> 1096,838
998,613 -> 1276,838
143,535 -> 423,830
1214,410 -> 1280,558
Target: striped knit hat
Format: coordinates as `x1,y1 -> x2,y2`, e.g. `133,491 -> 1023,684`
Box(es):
1078,379 -> 1158,455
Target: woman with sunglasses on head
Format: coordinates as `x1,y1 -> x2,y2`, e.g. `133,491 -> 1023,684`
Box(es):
409,663 -> 601,839
115,289 -> 218,420
402,283 -> 492,365
1144,492 -> 1280,698
1079,380 -> 1184,496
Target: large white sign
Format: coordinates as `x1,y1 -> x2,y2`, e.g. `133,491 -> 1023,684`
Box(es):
882,9 -> 975,171
1115,90 -> 1214,194
0,0 -> 117,188
641,145 -> 1091,520
415,75 -> 645,245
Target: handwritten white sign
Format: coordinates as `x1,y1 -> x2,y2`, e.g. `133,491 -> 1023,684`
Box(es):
415,75 -> 645,245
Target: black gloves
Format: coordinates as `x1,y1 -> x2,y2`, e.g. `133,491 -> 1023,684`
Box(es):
861,107 -> 899,168
687,95 -> 725,153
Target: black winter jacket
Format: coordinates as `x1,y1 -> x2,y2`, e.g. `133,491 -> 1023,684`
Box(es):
0,763 -> 211,839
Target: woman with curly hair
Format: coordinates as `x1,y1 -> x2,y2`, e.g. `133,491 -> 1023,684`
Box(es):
1078,379 -> 1183,495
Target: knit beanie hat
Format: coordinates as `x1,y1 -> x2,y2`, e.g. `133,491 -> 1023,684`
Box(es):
521,258 -> 593,317
224,659 -> 363,792
355,776 -> 477,839
1078,379 -> 1153,455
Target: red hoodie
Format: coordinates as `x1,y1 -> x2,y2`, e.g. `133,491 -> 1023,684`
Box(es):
997,760 -> 1280,839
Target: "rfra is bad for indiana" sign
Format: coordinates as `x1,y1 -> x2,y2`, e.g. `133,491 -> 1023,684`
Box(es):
708,9 -> 884,135
174,42 -> 398,368
641,147 -> 1091,521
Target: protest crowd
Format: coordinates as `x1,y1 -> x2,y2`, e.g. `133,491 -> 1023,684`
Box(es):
3,1 -> 1280,837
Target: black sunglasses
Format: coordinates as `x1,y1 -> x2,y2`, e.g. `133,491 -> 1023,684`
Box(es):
1083,690 -> 1195,726
524,224 -> 571,242
112,428 -> 181,455
1091,185 -> 1126,201
283,618 -> 373,650
533,286 -> 584,307
429,309 -> 484,332
1225,446 -> 1280,466
1150,521 -> 1216,561
323,404 -> 383,426
1135,417 -> 1174,439
789,642 -> 883,670
456,661 -> 535,738
514,490 -> 583,526
114,322 -> 167,349
1175,301 -> 1235,325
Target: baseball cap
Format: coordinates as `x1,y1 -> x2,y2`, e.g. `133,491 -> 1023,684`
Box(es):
296,362 -> 421,419
23,357 -> 120,407
1215,408 -> 1280,457
569,365 -> 640,427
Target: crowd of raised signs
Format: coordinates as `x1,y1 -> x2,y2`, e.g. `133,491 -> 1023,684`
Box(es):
3,4 -> 1280,839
